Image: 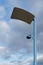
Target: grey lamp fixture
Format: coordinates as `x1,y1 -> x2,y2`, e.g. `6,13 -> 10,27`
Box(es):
11,7 -> 36,65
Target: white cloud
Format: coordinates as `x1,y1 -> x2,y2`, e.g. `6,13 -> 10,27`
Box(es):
0,45 -> 43,65
5,0 -> 22,8
31,0 -> 43,17
37,32 -> 43,53
0,46 -> 10,59
0,53 -> 43,65
0,21 -> 10,43
21,53 -> 43,65
0,46 -> 6,51
0,6 -> 6,19
37,54 -> 43,60
0,21 -> 10,59
0,21 -> 10,30
10,53 -> 43,65
0,46 -> 8,55
0,62 -> 14,65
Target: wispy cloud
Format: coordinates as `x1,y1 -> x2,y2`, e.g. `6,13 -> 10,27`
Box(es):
0,6 -> 6,19
0,46 -> 10,59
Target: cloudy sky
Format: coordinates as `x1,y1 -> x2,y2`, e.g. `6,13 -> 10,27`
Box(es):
0,0 -> 43,65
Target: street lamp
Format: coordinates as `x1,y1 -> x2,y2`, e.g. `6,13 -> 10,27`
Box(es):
11,7 -> 36,65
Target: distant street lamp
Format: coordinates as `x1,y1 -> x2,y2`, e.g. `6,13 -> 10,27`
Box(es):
11,7 -> 36,65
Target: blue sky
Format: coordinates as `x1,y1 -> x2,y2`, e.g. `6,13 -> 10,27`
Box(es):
0,0 -> 43,65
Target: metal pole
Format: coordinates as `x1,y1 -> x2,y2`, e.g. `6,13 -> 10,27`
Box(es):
33,18 -> 36,65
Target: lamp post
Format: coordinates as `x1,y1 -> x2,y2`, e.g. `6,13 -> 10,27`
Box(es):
11,7 -> 36,65
33,18 -> 36,65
